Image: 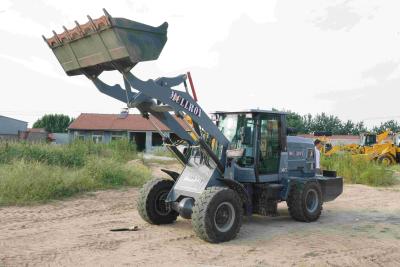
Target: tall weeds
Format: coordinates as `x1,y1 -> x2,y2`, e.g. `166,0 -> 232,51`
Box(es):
0,139 -> 149,205
321,154 -> 396,186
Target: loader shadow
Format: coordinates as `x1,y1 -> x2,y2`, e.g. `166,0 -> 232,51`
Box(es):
235,219 -> 324,242
234,207 -> 400,243
149,207 -> 400,244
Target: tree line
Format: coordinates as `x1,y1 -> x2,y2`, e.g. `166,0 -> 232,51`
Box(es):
32,113 -> 400,135
285,110 -> 400,135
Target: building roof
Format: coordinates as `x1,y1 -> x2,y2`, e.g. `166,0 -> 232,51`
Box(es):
68,113 -> 189,132
212,109 -> 286,115
28,128 -> 47,133
0,115 -> 28,124
298,134 -> 360,140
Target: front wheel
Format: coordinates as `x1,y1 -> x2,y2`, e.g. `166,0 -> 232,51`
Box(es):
192,187 -> 243,243
137,178 -> 178,225
287,181 -> 323,222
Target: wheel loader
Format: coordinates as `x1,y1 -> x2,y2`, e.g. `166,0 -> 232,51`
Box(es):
324,130 -> 400,165
44,9 -> 343,243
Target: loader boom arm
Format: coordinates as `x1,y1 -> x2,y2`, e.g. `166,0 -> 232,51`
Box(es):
90,71 -> 229,172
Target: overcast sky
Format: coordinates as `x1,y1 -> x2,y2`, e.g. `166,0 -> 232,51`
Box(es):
1,0 -> 400,127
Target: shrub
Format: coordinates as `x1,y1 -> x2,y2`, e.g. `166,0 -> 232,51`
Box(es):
151,147 -> 174,157
84,157 -> 150,188
0,142 -> 85,167
0,161 -> 94,205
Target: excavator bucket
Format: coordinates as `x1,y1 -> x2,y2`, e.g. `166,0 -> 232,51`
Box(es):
43,9 -> 168,76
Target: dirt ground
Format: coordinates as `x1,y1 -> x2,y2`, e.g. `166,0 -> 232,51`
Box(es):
1,165 -> 400,266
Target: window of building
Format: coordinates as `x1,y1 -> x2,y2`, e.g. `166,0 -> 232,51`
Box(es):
92,135 -> 103,144
111,132 -> 126,141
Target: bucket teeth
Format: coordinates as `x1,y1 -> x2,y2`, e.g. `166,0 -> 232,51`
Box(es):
44,15 -> 111,47
43,9 -> 168,76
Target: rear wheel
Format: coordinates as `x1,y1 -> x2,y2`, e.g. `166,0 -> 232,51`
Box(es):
377,154 -> 395,166
287,181 -> 322,222
192,187 -> 243,243
137,178 -> 178,225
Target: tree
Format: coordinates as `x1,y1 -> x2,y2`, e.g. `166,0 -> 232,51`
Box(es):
286,110 -> 307,134
351,121 -> 367,135
33,114 -> 74,133
372,120 -> 400,133
310,113 -> 342,134
338,120 -> 355,135
302,113 -> 313,134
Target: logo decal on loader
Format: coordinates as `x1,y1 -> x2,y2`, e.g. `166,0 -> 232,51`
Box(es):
170,91 -> 202,117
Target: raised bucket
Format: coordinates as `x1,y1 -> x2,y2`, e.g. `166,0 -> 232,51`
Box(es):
44,9 -> 168,76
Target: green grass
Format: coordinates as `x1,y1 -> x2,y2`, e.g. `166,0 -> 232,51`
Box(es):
321,154 -> 397,186
151,147 -> 174,157
0,139 -> 151,205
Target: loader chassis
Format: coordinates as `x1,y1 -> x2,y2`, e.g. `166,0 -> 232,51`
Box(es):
44,9 -> 343,243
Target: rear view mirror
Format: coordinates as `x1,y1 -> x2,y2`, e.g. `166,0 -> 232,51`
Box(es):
240,126 -> 252,145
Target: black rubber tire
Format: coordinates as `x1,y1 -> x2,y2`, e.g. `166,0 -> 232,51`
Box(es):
137,178 -> 178,225
377,154 -> 395,165
192,187 -> 243,243
287,181 -> 323,222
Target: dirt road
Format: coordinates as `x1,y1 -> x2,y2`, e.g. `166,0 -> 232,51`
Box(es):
1,178 -> 400,266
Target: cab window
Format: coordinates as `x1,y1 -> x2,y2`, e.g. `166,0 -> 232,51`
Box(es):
218,113 -> 255,167
259,114 -> 281,174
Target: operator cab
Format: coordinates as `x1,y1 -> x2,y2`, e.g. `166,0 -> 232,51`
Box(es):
213,110 -> 287,183
394,134 -> 400,147
360,133 -> 377,147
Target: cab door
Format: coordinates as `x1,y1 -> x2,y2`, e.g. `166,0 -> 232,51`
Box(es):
257,114 -> 283,181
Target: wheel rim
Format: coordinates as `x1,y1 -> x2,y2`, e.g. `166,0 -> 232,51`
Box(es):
305,189 -> 319,213
381,157 -> 392,166
154,191 -> 170,216
214,202 -> 235,232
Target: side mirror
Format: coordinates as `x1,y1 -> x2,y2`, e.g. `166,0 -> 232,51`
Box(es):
240,126 -> 252,145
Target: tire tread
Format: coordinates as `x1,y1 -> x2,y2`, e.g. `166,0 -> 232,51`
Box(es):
287,181 -> 322,222
137,178 -> 178,225
192,187 -> 242,243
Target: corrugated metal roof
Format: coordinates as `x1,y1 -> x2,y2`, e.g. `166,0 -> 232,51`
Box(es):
68,113 -> 189,132
0,115 -> 28,124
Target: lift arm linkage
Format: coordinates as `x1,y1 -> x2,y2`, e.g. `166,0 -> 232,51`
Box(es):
90,71 -> 229,172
